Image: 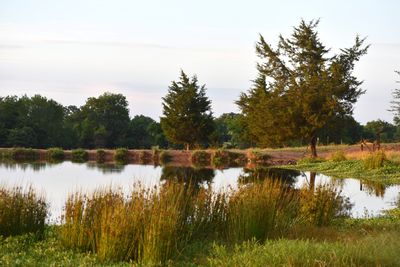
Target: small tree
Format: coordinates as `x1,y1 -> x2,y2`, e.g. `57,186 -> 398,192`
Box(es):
160,71 -> 214,150
237,20 -> 369,157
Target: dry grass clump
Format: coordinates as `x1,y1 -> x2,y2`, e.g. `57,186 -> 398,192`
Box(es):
363,151 -> 388,170
159,150 -> 172,164
0,148 -> 40,161
0,185 -> 47,238
96,149 -> 106,162
71,149 -> 88,162
60,179 -> 348,264
247,149 -> 272,164
329,150 -> 347,162
212,149 -> 247,167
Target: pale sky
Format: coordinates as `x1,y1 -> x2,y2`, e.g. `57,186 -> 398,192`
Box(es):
0,0 -> 399,124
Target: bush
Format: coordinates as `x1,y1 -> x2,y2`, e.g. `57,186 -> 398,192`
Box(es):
191,150 -> 211,166
364,151 -> 387,170
248,149 -> 271,163
46,148 -> 64,161
159,151 -> 172,164
330,150 -> 347,162
0,185 -> 47,238
96,149 -> 106,162
114,148 -> 129,163
71,149 -> 88,162
2,148 -> 39,161
212,149 -> 246,167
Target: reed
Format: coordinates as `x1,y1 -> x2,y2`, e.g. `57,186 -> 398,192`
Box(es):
46,148 -> 65,161
329,150 -> 347,162
363,150 -> 387,170
0,185 -> 47,238
71,149 -> 88,162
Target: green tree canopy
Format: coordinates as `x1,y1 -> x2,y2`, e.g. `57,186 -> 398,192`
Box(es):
160,71 -> 214,150
237,20 -> 369,157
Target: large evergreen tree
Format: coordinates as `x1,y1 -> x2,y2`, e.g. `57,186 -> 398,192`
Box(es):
160,71 -> 214,150
237,20 -> 368,157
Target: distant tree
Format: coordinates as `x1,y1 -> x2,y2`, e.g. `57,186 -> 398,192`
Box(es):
77,93 -> 130,148
126,115 -> 168,148
237,20 -> 368,157
364,120 -> 397,146
160,71 -> 214,150
317,115 -> 363,145
213,113 -> 252,148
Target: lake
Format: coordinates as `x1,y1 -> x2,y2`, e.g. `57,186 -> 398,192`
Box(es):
0,161 -> 399,222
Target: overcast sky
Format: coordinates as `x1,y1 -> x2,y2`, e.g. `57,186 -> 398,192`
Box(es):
0,0 -> 399,124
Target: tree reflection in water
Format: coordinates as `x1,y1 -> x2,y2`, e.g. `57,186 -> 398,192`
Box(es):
86,162 -> 126,174
160,166 -> 215,191
238,168 -> 301,187
359,180 -> 386,197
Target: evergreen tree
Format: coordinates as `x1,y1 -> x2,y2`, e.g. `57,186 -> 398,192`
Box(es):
237,20 -> 368,157
390,70 -> 400,125
161,71 -> 214,150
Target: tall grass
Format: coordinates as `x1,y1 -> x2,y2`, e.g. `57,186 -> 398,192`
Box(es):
60,179 -> 348,264
329,150 -> 347,162
60,182 -> 224,264
212,149 -> 247,167
0,185 -> 47,238
363,150 -> 387,169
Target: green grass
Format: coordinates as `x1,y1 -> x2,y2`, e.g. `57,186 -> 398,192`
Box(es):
283,159 -> 400,185
0,185 -> 47,238
207,232 -> 400,267
0,148 -> 40,161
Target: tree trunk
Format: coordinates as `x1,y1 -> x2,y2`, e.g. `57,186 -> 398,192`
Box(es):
185,143 -> 190,151
309,172 -> 316,190
310,135 -> 318,158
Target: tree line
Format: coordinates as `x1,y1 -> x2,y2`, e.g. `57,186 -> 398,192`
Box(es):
0,20 -> 399,153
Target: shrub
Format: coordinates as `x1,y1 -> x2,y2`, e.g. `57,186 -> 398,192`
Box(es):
114,148 -> 129,163
96,149 -> 106,162
46,148 -> 64,161
0,185 -> 47,238
191,150 -> 211,166
330,150 -> 347,162
2,148 -> 40,161
212,150 -> 247,167
364,151 -> 387,170
71,149 -> 88,162
159,151 -> 172,164
248,149 -> 271,163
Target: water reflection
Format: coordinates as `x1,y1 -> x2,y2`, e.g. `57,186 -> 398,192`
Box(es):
238,167 -> 301,186
161,166 -> 215,190
0,161 -> 399,220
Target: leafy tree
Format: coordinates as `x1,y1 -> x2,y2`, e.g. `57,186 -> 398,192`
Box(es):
237,20 -> 368,157
317,115 -> 363,145
125,115 -> 168,148
77,93 -> 130,148
213,113 -> 252,148
161,71 -> 214,150
364,120 -> 397,145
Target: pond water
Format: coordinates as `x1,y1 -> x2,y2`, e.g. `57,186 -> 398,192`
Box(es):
0,161 -> 399,222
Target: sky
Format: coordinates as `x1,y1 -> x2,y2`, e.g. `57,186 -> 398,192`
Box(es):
0,0 -> 399,124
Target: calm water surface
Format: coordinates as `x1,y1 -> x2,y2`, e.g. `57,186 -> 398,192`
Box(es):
0,161 -> 398,222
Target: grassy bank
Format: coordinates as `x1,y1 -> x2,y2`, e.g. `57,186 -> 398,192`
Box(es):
283,151 -> 400,185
